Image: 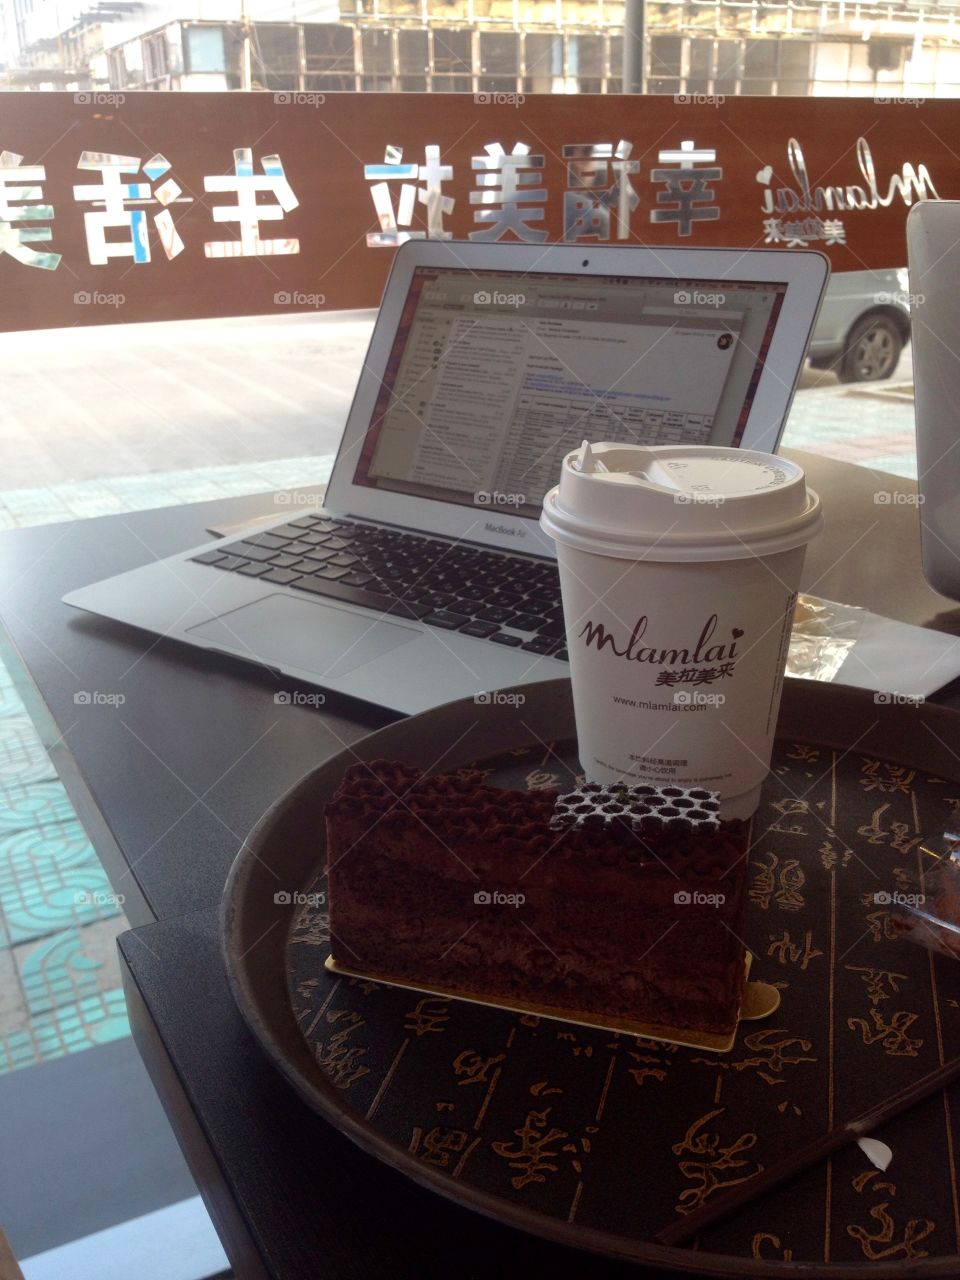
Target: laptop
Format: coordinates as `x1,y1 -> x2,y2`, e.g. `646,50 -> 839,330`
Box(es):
64,240 -> 828,714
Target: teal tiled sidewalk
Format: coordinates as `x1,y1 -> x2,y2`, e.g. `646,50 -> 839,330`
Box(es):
0,453 -> 333,531
783,379 -> 918,479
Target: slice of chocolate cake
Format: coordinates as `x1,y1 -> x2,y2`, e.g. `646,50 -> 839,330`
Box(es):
326,761 -> 750,1036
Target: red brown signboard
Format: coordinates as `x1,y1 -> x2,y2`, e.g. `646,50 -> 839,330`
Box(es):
0,91 -> 952,330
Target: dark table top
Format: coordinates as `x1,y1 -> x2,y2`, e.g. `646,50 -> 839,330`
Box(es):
0,450 -> 957,929
0,486 -> 395,926
3,448 -> 960,1279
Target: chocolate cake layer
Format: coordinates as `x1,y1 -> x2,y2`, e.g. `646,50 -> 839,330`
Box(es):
326,760 -> 750,1035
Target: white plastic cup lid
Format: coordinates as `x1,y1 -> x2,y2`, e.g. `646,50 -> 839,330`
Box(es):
540,442 -> 822,562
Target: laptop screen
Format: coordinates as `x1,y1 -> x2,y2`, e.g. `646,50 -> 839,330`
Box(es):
352,265 -> 788,520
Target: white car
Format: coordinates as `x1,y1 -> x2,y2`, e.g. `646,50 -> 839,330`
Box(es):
806,267 -> 911,383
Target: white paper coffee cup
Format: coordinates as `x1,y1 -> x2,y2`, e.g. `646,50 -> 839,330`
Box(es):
540,443 -> 823,819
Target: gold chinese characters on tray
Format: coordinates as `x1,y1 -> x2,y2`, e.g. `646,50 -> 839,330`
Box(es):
283,721 -> 960,1273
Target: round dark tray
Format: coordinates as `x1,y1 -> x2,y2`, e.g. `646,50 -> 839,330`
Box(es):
222,678 -> 960,1278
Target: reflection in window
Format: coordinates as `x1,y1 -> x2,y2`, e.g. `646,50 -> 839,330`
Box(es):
778,41 -> 811,95
648,34 -> 682,95
479,31 -> 519,92
715,39 -> 744,93
142,32 -> 168,84
432,28 -> 471,91
608,34 -> 623,94
362,28 -> 394,91
251,24 -> 299,91
687,38 -> 713,95
186,26 -> 226,75
108,47 -> 127,90
305,24 -> 356,92
398,29 -> 428,92
575,34 -> 604,94
743,40 -> 777,95
524,33 -> 560,94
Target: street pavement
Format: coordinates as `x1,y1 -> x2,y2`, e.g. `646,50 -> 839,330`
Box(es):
0,312 -> 918,512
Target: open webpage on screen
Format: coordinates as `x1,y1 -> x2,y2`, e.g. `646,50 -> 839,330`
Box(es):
390,309 -> 743,503
360,268 -> 779,518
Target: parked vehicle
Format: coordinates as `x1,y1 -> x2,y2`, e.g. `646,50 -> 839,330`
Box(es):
807,267 -> 911,383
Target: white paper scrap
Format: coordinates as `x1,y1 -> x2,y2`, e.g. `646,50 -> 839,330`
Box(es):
857,1137 -> 893,1171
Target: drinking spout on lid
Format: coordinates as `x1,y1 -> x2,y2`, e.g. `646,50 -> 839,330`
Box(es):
577,440 -> 598,473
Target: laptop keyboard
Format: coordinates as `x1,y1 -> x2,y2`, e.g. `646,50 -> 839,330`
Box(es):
191,515 -> 569,660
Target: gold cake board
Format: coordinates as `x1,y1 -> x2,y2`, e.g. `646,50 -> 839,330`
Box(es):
325,953 -> 781,1054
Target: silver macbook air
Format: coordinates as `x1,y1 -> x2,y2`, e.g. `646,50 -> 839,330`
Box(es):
64,239 -> 828,714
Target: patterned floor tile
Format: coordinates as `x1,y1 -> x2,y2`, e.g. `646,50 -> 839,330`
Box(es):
0,823 -> 121,946
0,679 -> 26,720
0,820 -> 100,875
0,988 -> 130,1074
0,947 -> 25,1030
0,780 -> 76,835
0,716 -> 58,787
14,918 -> 129,1017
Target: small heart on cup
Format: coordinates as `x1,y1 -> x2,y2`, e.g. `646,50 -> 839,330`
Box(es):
756,165 -> 773,184
732,628 -> 744,638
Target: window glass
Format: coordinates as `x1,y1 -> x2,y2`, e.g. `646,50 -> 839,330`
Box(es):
250,24 -> 299,91
304,23 -> 354,90
648,34 -> 682,93
479,30 -> 519,91
743,40 -> 777,94
185,26 -> 226,75
432,27 -> 471,76
524,32 -> 559,93
687,37 -> 713,94
398,28 -> 428,89
778,40 -> 811,95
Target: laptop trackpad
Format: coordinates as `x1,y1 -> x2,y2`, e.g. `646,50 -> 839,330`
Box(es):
186,594 -> 420,680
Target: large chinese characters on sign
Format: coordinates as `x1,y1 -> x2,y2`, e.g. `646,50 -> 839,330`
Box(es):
1,93 -> 954,330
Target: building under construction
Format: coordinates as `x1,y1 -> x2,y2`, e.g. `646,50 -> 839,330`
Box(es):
3,0 -> 959,95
